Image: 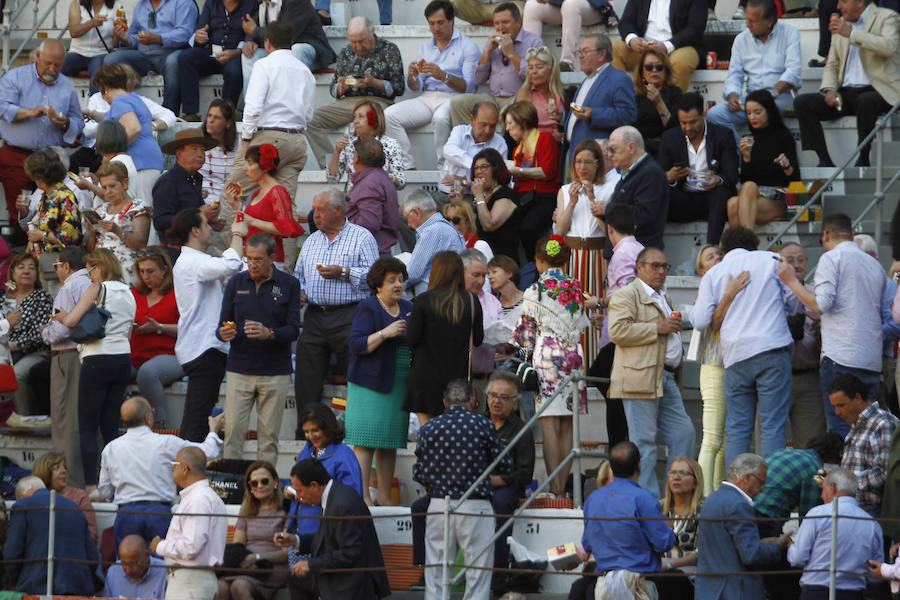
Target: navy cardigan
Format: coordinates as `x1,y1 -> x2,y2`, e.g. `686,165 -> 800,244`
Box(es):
347,295 -> 413,393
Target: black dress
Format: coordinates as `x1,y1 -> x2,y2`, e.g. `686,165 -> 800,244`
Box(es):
634,86 -> 682,157
476,185 -> 521,261
403,290 -> 484,417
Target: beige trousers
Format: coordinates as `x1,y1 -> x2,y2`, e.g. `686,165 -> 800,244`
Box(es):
224,371 -> 290,465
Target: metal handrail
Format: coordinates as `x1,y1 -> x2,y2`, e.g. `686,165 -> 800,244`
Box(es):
764,98 -> 900,252
1,0 -> 68,74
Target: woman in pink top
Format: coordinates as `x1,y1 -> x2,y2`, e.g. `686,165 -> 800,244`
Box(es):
515,47 -> 565,135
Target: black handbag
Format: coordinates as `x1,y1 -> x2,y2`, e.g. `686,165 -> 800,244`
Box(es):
69,284 -> 110,344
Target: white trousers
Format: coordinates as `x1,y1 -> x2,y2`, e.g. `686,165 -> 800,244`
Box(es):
165,568 -> 217,600
383,92 -> 453,170
425,497 -> 494,600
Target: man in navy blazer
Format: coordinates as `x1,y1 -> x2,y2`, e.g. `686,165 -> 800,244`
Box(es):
563,33 -> 637,164
279,458 -> 390,600
658,92 -> 738,245
696,454 -> 791,600
602,125 -> 669,258
3,476 -> 99,596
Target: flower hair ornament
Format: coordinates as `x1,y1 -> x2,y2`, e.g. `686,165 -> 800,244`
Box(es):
366,109 -> 378,128
545,234 -> 565,257
259,144 -> 279,171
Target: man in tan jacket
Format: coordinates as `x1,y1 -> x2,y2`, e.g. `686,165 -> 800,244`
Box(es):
608,247 -> 696,497
793,0 -> 900,167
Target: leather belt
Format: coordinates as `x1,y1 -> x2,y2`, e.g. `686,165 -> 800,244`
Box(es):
564,236 -> 605,250
307,302 -> 358,313
259,126 -> 305,134
120,500 -> 172,507
664,365 -> 679,373
51,348 -> 77,356
2,143 -> 33,154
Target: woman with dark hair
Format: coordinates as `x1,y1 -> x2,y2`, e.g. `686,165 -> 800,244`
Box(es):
130,247 -> 182,427
327,99 -> 405,189
201,100 -> 238,206
488,255 -> 523,315
62,0 -> 116,92
470,148 -> 520,261
92,63 -> 164,205
24,148 -> 83,254
223,144 -> 304,270
511,236 -> 589,497
503,101 -> 561,263
727,88 -> 800,229
0,254 -> 52,415
52,248 -> 136,499
217,461 -> 288,600
346,257 -> 412,506
404,251 -> 483,425
633,48 -> 682,157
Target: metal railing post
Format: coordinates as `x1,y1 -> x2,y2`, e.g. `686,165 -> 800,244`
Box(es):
441,495 -> 451,600
829,497 -> 837,600
572,379 -> 582,509
46,489 -> 56,596
2,4 -> 10,73
875,129 -> 885,246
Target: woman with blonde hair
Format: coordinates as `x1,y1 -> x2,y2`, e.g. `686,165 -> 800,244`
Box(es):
659,456 -> 703,599
32,451 -> 98,543
52,247 -> 136,499
633,48 -> 682,157
443,200 -> 494,265
515,47 -> 565,134
326,99 -> 405,189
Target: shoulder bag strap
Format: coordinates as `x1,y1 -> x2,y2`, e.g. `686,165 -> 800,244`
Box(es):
87,5 -> 114,54
467,292 -> 474,382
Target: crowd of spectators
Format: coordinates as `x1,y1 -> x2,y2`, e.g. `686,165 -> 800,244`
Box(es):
3,0 -> 900,597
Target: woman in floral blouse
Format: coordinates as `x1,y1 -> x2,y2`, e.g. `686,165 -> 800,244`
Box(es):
87,161 -> 150,286
0,254 -> 52,415
511,235 -> 589,497
23,149 -> 82,254
326,99 -> 405,190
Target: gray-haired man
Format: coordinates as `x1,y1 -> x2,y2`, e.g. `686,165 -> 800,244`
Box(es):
401,190 -> 465,296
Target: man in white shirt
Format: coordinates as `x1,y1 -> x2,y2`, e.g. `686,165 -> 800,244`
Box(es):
171,206 -> 246,441
793,0 -> 900,167
99,396 -> 225,548
439,101 -> 507,202
224,20 -> 313,222
150,447 -> 227,600
608,246 -> 695,497
777,212 -> 886,437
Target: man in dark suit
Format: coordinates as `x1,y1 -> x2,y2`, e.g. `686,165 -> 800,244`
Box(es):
696,453 -> 791,600
602,125 -> 669,258
658,92 -> 738,245
276,458 -> 390,600
563,33 -> 637,164
3,476 -> 99,596
611,0 -> 706,91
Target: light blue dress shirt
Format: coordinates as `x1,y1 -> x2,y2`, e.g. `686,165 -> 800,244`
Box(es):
815,240 -> 885,372
0,64 -> 84,148
126,0 -> 198,55
787,495 -> 883,590
416,28 -> 481,94
293,219 -> 377,306
722,21 -> 802,100
406,212 -> 465,296
104,556 -> 168,599
691,248 -> 801,368
881,277 -> 900,358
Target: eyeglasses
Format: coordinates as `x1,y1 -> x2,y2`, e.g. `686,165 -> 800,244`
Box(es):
170,461 -> 183,470
473,164 -> 492,171
574,160 -> 598,167
639,261 -> 671,272
87,264 -> 98,274
487,391 -> 517,402
249,478 -> 271,488
246,257 -> 269,264
136,248 -> 162,259
52,261 -> 64,269
525,46 -> 553,60
643,63 -> 666,72
576,47 -> 598,57
668,470 -> 694,478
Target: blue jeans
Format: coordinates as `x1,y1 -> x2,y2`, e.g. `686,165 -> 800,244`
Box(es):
622,370 -> 696,498
819,356 -> 881,437
724,347 -> 792,467
313,0 -> 392,22
103,49 -> 182,111
707,91 -> 795,146
61,52 -> 106,94
113,503 -> 172,551
177,47 -> 243,115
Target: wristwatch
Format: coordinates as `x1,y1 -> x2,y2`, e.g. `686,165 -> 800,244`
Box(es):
156,325 -> 163,335
444,71 -> 451,83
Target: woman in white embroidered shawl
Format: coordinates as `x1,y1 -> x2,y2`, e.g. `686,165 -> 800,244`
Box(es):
511,235 -> 590,498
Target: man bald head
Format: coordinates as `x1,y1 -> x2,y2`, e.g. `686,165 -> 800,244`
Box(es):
347,16 -> 376,57
121,396 -> 153,429
35,39 -> 65,85
119,534 -> 151,582
171,447 -> 208,489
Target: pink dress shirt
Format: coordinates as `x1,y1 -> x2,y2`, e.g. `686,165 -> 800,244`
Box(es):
155,479 -> 227,568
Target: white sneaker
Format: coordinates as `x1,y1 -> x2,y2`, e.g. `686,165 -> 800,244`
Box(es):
732,6 -> 745,18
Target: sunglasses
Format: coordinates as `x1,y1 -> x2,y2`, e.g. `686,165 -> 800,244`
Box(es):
448,216 -> 463,225
643,63 -> 666,72
249,478 -> 271,488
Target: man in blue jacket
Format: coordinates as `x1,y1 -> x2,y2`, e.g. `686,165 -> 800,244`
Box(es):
696,453 -> 791,600
3,476 -> 99,596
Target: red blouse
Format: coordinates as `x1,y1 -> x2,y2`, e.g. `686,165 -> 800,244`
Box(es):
244,184 -> 305,262
130,289 -> 179,367
513,131 -> 561,196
